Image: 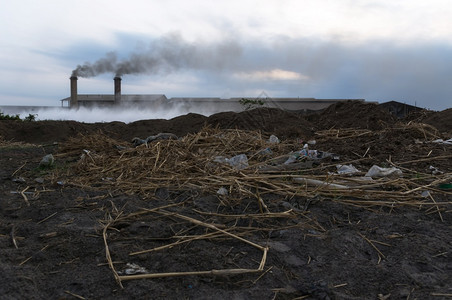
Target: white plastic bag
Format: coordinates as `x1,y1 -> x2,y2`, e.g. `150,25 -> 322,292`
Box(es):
365,165 -> 402,178
336,164 -> 360,175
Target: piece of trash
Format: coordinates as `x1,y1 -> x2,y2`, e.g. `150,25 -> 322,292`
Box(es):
257,147 -> 273,156
432,138 -> 452,145
307,140 -> 316,145
10,191 -> 34,195
146,133 -> 178,143
365,165 -> 402,178
284,148 -> 334,164
421,190 -> 431,198
115,145 -> 128,151
268,135 -> 280,144
429,165 -> 443,175
39,154 -> 54,167
35,177 -> 44,184
57,181 -> 65,186
284,154 -> 298,165
132,137 -> 147,147
228,154 -> 249,170
293,177 -> 349,189
213,154 -> 249,170
438,183 -> 452,190
12,177 -> 26,183
336,164 -> 360,175
119,263 -> 148,275
132,133 -> 178,147
217,187 -> 228,195
213,156 -> 229,164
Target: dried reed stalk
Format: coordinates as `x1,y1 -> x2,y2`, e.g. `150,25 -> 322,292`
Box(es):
55,128 -> 451,210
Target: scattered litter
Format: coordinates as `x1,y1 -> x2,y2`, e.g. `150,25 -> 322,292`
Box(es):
421,190 -> 431,198
293,177 -> 349,189
35,177 -> 44,184
268,135 -> 280,144
257,147 -> 273,156
80,149 -> 91,161
307,140 -> 316,145
118,263 -> 148,275
429,165 -> 443,175
227,154 -> 249,170
432,138 -> 452,145
365,165 -> 402,178
39,154 -> 54,168
146,133 -> 178,143
132,133 -> 178,146
115,145 -> 128,151
10,191 -> 34,195
12,177 -> 26,183
336,164 -> 360,175
438,183 -> 452,190
214,154 -> 249,170
217,187 -> 228,195
131,137 -> 146,147
284,148 -> 334,164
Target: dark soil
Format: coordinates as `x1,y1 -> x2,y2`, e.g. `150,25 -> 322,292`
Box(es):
1,101 -> 451,299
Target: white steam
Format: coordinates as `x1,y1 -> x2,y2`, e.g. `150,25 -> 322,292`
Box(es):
14,104 -> 228,123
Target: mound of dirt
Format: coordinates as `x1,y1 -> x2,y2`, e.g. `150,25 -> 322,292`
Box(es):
0,120 -> 96,144
207,108 -> 315,139
423,108 -> 452,135
0,108 -> 316,144
308,100 -> 397,131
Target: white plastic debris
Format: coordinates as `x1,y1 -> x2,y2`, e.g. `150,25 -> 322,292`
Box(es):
336,164 -> 360,175
213,154 -> 249,170
432,138 -> 452,145
429,165 -> 443,175
39,154 -> 54,167
217,187 -> 228,195
227,154 -> 249,170
121,263 -> 148,275
421,190 -> 431,198
293,177 -> 349,189
257,148 -> 273,156
268,135 -> 280,144
284,148 -> 331,164
365,165 -> 402,178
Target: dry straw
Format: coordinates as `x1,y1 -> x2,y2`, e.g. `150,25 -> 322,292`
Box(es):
55,126 -> 450,210
54,125 -> 450,286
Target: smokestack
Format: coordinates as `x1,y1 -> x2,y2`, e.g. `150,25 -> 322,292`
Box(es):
114,76 -> 121,104
70,76 -> 78,108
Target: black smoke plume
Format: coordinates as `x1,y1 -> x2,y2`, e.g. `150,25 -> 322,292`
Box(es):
71,34 -> 242,77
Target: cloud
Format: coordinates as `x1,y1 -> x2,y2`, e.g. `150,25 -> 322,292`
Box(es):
234,69 -> 309,81
1,29 -> 452,111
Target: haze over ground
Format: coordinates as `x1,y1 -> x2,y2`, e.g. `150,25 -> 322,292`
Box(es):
1,0 -> 451,111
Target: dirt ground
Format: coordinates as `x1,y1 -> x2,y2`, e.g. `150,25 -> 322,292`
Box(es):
1,101 -> 451,299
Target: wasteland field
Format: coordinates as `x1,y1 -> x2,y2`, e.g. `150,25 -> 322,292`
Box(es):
1,101 -> 451,299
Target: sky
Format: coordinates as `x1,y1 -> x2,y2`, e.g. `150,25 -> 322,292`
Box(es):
1,0 -> 451,111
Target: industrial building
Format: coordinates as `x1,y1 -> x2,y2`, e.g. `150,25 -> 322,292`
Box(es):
60,76 -> 365,112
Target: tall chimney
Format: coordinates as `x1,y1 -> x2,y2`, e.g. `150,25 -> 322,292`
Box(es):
70,76 -> 78,108
114,76 -> 121,104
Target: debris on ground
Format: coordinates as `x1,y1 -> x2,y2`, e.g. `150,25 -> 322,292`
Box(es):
0,102 -> 451,299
